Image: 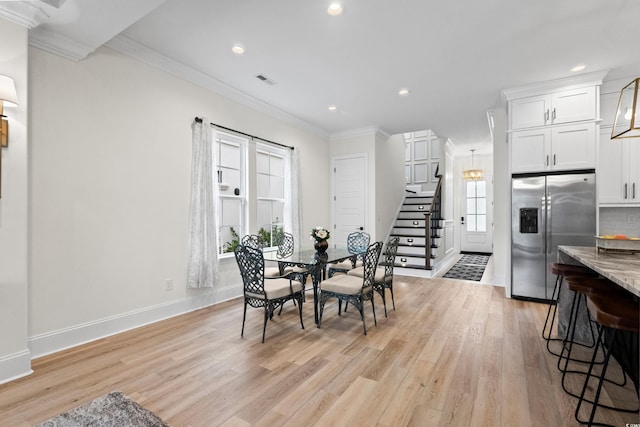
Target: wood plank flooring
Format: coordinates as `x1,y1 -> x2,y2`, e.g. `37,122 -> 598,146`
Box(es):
0,276 -> 637,426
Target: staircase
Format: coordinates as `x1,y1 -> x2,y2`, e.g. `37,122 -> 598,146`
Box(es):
389,174 -> 443,274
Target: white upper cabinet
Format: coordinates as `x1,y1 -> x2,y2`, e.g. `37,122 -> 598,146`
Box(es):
510,86 -> 597,130
598,128 -> 640,205
511,123 -> 596,173
504,72 -> 605,175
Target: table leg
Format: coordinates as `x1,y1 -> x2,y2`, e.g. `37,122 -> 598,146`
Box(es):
312,266 -> 321,324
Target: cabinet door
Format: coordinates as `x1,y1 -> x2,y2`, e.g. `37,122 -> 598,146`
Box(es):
551,86 -> 596,124
551,123 -> 595,171
510,94 -> 549,130
628,142 -> 640,204
598,131 -> 625,204
511,128 -> 550,173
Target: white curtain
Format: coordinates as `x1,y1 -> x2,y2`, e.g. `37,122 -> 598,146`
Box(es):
187,118 -> 219,288
285,148 -> 302,245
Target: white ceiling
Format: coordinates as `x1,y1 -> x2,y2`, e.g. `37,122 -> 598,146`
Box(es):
4,0 -> 640,153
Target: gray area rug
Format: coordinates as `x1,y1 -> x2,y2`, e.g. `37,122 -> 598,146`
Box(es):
442,254 -> 490,281
38,391 -> 170,427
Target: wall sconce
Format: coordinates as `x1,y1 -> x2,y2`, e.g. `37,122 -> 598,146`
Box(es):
612,77 -> 639,139
0,74 -> 18,198
463,149 -> 484,181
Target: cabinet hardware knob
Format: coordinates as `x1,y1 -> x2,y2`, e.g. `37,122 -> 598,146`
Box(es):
624,183 -> 628,199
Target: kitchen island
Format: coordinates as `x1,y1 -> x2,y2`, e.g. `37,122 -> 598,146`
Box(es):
558,245 -> 640,297
556,245 -> 639,387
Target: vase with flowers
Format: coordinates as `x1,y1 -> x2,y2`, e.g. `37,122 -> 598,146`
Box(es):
310,226 -> 330,254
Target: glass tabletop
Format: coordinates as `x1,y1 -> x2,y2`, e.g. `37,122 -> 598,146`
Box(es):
263,246 -> 355,266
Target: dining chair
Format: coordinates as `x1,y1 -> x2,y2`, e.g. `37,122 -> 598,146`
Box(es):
348,236 -> 399,317
327,231 -> 370,277
318,241 -> 383,335
234,244 -> 305,343
242,234 -> 294,278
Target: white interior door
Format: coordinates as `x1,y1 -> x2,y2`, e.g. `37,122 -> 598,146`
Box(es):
332,155 -> 367,248
461,177 -> 493,253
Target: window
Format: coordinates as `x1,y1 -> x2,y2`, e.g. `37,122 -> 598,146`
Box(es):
215,132 -> 292,255
466,180 -> 487,232
256,144 -> 286,248
216,133 -> 246,254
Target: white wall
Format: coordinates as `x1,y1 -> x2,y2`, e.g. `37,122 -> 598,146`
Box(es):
0,19 -> 30,383
375,133 -> 405,241
489,108 -> 508,291
26,46 -> 330,361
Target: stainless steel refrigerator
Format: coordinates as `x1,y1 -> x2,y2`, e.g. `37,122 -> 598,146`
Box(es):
511,172 -> 596,301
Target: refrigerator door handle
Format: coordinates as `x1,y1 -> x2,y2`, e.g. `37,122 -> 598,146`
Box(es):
546,192 -> 551,255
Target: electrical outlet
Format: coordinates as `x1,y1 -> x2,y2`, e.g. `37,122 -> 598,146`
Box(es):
165,278 -> 173,291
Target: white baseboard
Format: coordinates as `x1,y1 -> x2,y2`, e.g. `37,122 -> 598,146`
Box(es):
0,349 -> 33,385
28,288 -> 241,360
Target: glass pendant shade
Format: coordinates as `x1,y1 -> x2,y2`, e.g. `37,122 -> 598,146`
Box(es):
463,149 -> 483,181
612,77 -> 640,139
463,169 -> 484,181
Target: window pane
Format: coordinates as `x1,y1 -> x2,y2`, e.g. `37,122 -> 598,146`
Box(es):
467,198 -> 476,215
219,226 -> 241,253
270,176 -> 284,199
270,155 -> 284,177
477,198 -> 486,214
272,201 -> 284,224
221,198 -> 242,227
257,200 -> 270,228
476,180 -> 487,197
220,142 -> 240,169
466,181 -> 476,197
477,215 -> 487,232
257,173 -> 269,197
257,151 -> 269,174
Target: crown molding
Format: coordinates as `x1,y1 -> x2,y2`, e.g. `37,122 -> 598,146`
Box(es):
330,126 -> 390,142
501,70 -> 610,104
29,26 -> 94,61
0,1 -> 50,29
105,35 -> 327,140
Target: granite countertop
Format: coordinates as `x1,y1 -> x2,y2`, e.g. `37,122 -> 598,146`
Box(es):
558,245 -> 640,296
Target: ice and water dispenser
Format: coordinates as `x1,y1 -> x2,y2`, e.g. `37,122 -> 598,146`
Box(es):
519,208 -> 538,234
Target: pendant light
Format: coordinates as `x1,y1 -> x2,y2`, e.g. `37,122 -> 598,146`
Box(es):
612,77 -> 640,139
463,149 -> 483,181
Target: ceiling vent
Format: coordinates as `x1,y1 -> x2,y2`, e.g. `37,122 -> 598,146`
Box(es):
255,74 -> 277,85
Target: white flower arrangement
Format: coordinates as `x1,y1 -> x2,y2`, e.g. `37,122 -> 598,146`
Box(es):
310,226 -> 331,242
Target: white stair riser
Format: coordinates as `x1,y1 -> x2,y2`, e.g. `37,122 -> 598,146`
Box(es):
396,236 -> 426,246
398,211 -> 428,219
404,197 -> 433,204
396,219 -> 425,228
395,255 -> 427,266
398,246 -> 428,256
393,227 -> 424,236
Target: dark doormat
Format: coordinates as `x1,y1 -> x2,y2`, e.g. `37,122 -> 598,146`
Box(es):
442,254 -> 491,281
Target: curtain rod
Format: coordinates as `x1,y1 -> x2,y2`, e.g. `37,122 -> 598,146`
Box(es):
194,117 -> 294,150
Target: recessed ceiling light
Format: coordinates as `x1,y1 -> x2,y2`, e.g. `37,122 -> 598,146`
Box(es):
232,45 -> 245,55
327,3 -> 343,16
328,105 -> 337,111
571,64 -> 587,72
398,88 -> 410,96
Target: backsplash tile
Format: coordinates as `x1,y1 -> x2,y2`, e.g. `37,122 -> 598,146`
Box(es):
599,207 -> 640,237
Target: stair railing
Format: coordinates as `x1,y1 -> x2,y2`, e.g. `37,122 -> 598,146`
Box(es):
424,166 -> 443,270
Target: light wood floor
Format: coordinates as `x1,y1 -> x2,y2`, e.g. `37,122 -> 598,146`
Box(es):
1,276 -> 638,426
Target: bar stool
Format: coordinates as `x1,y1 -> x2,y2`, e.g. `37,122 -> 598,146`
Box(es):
574,294 -> 639,426
543,263 -> 598,357
559,276 -> 633,400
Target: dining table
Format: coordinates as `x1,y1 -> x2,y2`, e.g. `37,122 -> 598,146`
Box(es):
263,247 -> 357,324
